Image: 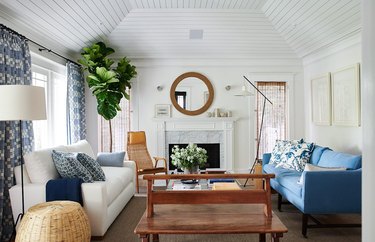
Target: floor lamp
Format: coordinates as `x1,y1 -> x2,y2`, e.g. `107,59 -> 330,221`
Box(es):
235,76 -> 272,187
0,85 -> 46,227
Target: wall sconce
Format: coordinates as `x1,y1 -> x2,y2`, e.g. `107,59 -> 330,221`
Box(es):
156,85 -> 163,91
225,85 -> 231,91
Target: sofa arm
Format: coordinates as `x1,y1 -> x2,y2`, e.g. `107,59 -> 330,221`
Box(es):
262,153 -> 271,167
302,169 -> 361,214
123,160 -> 136,188
81,182 -> 108,236
9,183 -> 46,224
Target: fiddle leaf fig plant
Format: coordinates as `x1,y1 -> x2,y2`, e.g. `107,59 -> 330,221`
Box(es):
78,42 -> 137,151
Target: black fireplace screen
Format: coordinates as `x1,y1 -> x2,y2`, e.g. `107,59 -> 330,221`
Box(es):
168,143 -> 220,170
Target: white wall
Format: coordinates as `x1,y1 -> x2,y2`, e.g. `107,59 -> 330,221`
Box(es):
362,1 -> 375,240
129,63 -> 304,170
303,40 -> 362,154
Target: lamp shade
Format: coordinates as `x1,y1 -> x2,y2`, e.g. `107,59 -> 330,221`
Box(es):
0,85 -> 46,121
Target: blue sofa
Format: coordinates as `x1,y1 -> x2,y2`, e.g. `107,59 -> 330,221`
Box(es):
262,145 -> 362,236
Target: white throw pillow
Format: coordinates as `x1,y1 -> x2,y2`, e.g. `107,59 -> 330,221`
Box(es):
298,163 -> 346,184
66,140 -> 96,159
24,145 -> 68,184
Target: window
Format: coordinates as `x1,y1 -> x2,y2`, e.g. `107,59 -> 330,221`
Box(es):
99,95 -> 131,152
175,91 -> 187,109
32,65 -> 67,149
256,82 -> 287,158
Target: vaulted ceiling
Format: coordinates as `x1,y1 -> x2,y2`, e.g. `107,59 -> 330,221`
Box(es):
0,0 -> 361,60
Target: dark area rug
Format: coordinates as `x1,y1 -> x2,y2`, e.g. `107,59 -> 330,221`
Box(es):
93,195 -> 361,242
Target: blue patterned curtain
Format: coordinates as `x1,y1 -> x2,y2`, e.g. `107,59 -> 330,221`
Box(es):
0,26 -> 34,241
66,62 -> 86,144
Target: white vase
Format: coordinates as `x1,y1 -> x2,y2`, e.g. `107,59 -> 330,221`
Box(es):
183,165 -> 199,174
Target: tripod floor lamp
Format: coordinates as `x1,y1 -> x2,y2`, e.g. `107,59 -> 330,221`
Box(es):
0,85 -> 46,227
236,76 -> 272,187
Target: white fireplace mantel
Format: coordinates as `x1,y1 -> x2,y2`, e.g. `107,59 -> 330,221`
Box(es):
154,117 -> 238,170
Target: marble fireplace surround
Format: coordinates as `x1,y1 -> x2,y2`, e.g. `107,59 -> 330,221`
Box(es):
154,117 -> 237,170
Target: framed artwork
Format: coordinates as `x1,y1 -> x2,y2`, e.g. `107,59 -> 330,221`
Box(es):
155,104 -> 171,118
311,73 -> 331,125
331,63 -> 361,126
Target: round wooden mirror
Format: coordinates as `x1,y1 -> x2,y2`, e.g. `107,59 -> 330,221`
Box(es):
170,72 -> 214,116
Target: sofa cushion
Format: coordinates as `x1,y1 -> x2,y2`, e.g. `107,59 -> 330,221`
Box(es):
263,164 -> 302,197
97,152 -> 125,167
318,150 -> 362,169
277,174 -> 303,197
24,145 -> 68,184
276,141 -> 314,172
310,145 -> 331,165
102,166 -> 133,205
77,153 -> 106,181
65,140 -> 96,159
52,150 -> 93,183
298,163 -> 347,184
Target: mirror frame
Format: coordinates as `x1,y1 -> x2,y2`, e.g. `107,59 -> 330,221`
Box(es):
170,72 -> 214,116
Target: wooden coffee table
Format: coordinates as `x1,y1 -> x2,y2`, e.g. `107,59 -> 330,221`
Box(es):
134,174 -> 287,242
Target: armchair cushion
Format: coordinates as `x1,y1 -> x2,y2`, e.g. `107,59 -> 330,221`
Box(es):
97,152 -> 125,167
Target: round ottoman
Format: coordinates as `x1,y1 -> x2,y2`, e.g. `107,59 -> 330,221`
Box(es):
16,201 -> 91,242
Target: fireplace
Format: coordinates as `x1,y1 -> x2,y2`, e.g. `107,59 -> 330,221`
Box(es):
168,143 -> 220,170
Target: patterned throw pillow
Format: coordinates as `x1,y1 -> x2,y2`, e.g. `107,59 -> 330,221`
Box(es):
276,142 -> 315,172
52,150 -> 93,183
269,139 -> 303,165
76,153 -> 106,181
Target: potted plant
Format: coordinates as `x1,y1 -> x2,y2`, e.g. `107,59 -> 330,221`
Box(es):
170,143 -> 208,174
78,42 -> 137,151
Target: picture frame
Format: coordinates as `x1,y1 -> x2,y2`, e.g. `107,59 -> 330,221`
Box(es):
311,73 -> 331,125
155,104 -> 171,118
331,63 -> 361,126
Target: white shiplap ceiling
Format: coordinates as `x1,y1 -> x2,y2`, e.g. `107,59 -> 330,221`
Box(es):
0,0 -> 360,60
263,0 -> 361,57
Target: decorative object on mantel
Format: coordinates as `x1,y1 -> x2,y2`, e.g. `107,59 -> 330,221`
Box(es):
170,143 -> 208,174
78,42 -> 137,152
237,76 -> 273,187
331,63 -> 361,126
170,72 -> 214,116
155,104 -> 171,118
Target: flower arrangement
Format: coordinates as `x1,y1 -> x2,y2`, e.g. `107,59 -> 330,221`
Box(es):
170,143 -> 208,170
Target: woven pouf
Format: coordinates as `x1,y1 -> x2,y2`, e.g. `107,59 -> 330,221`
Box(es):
16,201 -> 91,242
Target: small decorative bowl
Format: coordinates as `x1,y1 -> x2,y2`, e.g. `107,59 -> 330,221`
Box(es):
181,179 -> 198,189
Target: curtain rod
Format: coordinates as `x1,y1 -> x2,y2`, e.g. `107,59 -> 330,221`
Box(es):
0,24 -> 81,66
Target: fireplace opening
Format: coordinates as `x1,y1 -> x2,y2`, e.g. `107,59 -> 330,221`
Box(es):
168,143 -> 220,170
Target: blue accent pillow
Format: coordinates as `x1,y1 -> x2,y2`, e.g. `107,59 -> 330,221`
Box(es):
96,152 -> 125,167
52,150 -> 93,183
76,153 -> 106,181
318,150 -> 362,169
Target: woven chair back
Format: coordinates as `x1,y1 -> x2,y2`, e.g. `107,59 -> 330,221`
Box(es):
127,131 -> 153,170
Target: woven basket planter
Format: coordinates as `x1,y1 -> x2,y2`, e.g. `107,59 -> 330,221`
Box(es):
16,201 -> 91,242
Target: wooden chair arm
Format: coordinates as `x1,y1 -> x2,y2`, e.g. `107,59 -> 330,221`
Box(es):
153,157 -> 167,168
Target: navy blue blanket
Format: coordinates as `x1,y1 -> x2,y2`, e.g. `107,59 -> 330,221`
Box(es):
46,178 -> 83,206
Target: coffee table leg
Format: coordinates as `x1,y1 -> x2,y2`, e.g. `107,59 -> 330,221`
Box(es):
271,233 -> 283,242
259,233 -> 266,242
152,234 -> 159,242
139,234 -> 149,242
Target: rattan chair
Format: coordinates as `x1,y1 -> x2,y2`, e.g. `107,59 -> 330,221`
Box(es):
127,131 -> 168,193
